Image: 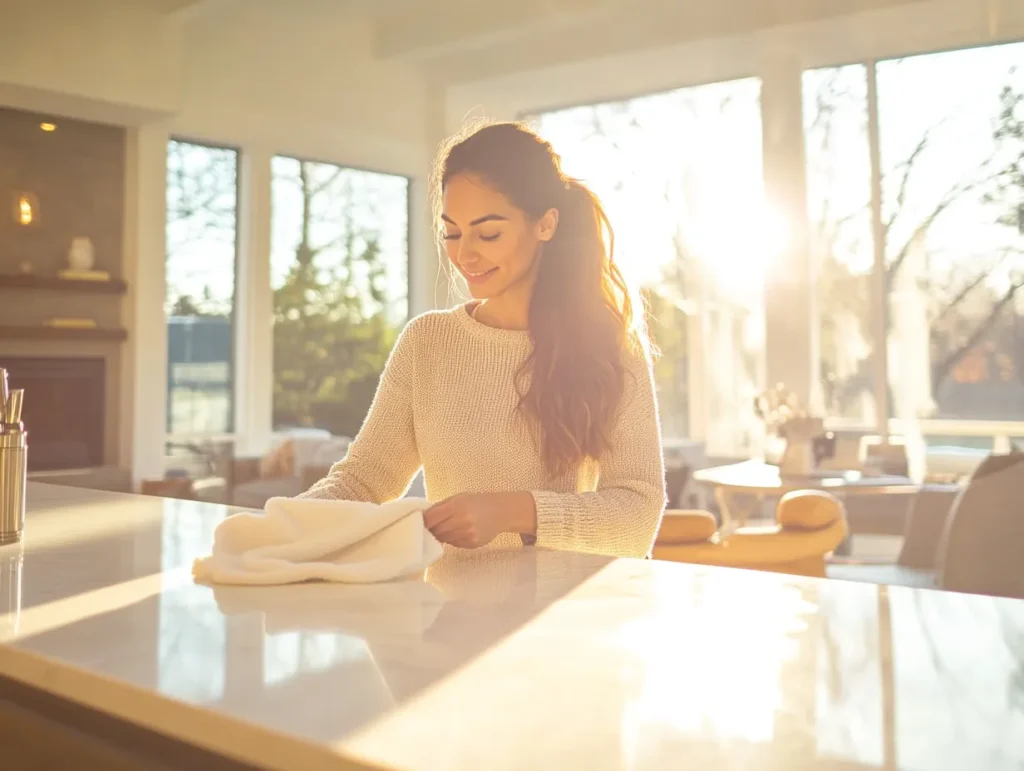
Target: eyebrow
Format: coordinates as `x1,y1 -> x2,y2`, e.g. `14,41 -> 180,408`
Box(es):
441,213 -> 509,227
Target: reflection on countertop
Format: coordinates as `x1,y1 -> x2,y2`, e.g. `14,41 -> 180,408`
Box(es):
1,482 -> 1022,770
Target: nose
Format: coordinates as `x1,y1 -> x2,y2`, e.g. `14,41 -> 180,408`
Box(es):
453,239 -> 479,268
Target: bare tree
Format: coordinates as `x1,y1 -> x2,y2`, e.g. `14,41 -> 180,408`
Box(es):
536,87 -> 763,443
165,140 -> 238,316
809,64 -> 1024,411
546,100 -> 700,436
271,159 -> 405,433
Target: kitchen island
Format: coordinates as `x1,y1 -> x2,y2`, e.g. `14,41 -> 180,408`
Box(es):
1,483 -> 1023,770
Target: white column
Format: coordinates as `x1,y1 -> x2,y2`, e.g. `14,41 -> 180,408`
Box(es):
866,60 -> 892,439
409,84 -> 455,315
760,53 -> 819,414
408,173 -> 439,315
120,125 -> 169,488
686,307 -> 708,445
234,147 -> 274,456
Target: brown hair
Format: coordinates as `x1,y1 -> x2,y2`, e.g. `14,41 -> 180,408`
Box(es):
433,121 -> 649,478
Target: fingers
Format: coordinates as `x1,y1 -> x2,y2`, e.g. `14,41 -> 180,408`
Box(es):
426,512 -> 477,547
422,498 -> 456,531
428,521 -> 463,542
424,497 -> 469,545
423,495 -> 490,549
428,516 -> 469,544
434,530 -> 480,549
433,530 -> 475,548
430,521 -> 489,549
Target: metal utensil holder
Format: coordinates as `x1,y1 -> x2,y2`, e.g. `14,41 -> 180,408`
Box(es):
0,368 -> 27,545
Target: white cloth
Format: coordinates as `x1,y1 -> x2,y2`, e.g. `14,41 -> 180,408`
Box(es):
192,496 -> 443,585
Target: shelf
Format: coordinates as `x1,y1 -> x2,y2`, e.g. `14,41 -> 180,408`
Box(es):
0,274 -> 128,295
0,326 -> 128,342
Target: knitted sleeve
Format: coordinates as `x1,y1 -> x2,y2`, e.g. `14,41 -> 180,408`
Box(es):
529,352 -> 667,558
298,320 -> 421,504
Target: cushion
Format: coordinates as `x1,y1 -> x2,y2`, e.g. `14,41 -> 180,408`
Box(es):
656,510 -> 717,545
777,490 -> 844,530
259,438 -> 295,479
259,433 -> 351,481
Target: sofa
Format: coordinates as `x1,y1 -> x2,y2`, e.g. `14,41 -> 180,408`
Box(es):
232,434 -> 704,512
231,430 -> 427,509
231,430 -> 349,508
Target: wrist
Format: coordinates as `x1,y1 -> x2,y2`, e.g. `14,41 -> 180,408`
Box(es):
500,491 -> 537,535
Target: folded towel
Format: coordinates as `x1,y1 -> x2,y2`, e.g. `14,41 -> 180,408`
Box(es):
192,497 -> 444,585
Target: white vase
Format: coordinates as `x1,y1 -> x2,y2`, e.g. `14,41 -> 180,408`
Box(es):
68,237 -> 95,271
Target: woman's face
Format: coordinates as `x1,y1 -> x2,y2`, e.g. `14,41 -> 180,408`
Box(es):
441,173 -> 557,300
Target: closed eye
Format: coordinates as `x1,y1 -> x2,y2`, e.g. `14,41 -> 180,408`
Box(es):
479,233 -> 501,242
444,233 -> 461,241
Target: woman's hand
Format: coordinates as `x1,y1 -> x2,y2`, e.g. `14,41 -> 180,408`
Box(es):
423,491 -> 537,549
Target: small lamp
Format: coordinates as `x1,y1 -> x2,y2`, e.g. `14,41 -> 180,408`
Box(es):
12,192 -> 39,227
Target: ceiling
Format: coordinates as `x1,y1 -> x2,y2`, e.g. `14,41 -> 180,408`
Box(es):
157,0 -> 928,82
365,0 -> 929,82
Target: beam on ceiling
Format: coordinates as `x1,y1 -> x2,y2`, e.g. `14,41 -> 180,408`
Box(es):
421,0 -> 930,84
167,0 -> 241,23
373,0 -> 614,60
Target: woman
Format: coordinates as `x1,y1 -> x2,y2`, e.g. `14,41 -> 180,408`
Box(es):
301,121 -> 666,558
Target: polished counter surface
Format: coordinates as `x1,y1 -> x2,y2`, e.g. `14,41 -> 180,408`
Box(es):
1,483 -> 1023,770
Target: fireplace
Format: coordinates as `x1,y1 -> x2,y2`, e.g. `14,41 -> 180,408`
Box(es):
0,357 -> 105,471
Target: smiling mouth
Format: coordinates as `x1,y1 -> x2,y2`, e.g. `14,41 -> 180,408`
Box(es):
462,267 -> 498,283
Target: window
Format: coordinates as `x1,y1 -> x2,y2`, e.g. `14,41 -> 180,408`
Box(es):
801,42 -> 1024,462
270,158 -> 409,437
165,140 -> 239,437
802,64 -> 878,426
877,44 -> 1024,426
529,77 -> 767,456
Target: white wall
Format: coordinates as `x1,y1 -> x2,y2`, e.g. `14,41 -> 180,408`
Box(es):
0,0 -> 181,123
170,4 -> 432,173
0,0 -> 436,165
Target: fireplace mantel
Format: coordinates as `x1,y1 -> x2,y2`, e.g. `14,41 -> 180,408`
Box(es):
0,325 -> 128,342
0,273 -> 128,294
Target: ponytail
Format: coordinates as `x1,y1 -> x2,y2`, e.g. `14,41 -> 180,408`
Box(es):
518,178 -> 642,477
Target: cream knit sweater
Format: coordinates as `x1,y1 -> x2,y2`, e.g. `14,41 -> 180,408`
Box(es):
299,303 -> 667,558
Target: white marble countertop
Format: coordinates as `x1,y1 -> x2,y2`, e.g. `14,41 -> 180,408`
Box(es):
2,483 -> 1023,770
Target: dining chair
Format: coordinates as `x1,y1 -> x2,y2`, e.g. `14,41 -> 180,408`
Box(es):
828,449 -> 1024,599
